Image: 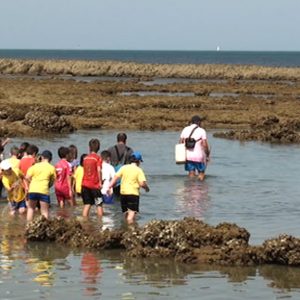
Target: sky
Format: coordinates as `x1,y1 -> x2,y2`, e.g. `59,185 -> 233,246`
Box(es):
0,0 -> 299,51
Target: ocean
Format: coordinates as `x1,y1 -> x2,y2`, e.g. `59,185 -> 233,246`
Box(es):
0,49 -> 300,67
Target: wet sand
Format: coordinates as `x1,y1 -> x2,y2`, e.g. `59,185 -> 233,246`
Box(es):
1,59 -> 300,142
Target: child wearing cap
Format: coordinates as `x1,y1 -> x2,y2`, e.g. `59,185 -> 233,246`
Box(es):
0,159 -> 27,215
26,150 -> 56,222
109,151 -> 150,224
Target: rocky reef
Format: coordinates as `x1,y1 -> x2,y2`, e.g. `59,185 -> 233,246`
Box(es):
214,116 -> 300,143
1,58 -> 300,80
25,217 -> 300,266
23,110 -> 74,133
1,61 -> 300,140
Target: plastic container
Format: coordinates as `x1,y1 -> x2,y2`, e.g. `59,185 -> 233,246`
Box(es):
175,143 -> 186,164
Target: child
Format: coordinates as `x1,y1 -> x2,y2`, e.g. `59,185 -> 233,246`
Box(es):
81,139 -> 103,218
9,146 -> 20,170
0,137 -> 10,198
73,153 -> 87,199
26,150 -> 56,222
18,142 -> 30,159
69,144 -> 80,169
100,151 -> 115,204
0,159 -> 27,215
69,144 -> 79,204
55,147 -> 73,208
109,151 -> 150,224
19,144 -> 39,176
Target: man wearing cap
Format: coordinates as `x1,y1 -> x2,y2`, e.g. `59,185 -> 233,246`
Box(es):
109,151 -> 150,224
26,150 -> 56,221
179,115 -> 210,181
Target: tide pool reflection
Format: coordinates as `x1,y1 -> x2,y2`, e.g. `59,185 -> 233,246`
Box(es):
81,251 -> 102,296
259,265 -> 300,291
25,242 -> 70,287
175,179 -> 210,219
27,258 -> 55,286
121,256 -> 257,287
120,256 -> 300,295
0,220 -> 26,277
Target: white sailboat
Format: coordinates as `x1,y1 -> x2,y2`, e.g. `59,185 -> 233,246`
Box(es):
216,46 -> 221,52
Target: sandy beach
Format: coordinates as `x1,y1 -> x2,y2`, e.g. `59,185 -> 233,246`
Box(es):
1,59 -> 300,142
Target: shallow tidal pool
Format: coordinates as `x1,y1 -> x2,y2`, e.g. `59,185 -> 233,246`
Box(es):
1,130 -> 300,299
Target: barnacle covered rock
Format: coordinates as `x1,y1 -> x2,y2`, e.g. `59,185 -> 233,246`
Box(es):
23,110 -> 74,133
260,235 -> 300,265
214,116 -> 300,143
25,217 -> 300,266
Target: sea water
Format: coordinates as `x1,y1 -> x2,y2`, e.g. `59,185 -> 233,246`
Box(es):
1,131 -> 300,299
1,49 -> 300,67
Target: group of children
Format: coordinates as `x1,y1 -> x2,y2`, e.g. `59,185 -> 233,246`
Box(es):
0,136 -> 150,224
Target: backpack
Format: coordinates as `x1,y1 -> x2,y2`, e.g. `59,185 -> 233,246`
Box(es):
185,125 -> 202,149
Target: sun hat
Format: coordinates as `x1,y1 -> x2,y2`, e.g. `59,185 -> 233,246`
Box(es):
131,151 -> 143,162
0,159 -> 12,171
41,150 -> 53,161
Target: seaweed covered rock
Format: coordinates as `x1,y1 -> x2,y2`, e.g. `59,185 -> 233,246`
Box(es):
23,110 -> 74,133
214,116 -> 300,143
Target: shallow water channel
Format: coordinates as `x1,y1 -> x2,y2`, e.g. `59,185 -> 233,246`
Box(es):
1,130 -> 300,299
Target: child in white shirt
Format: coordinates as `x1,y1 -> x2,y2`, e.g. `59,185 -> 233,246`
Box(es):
101,150 -> 115,204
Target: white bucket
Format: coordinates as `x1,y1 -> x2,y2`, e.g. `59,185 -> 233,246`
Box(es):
175,143 -> 186,164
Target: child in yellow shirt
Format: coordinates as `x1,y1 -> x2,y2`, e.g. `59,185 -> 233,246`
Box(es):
109,151 -> 149,224
26,150 -> 56,222
73,154 -> 87,201
0,159 -> 26,215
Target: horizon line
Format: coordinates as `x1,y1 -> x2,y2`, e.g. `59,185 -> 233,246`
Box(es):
0,48 -> 300,53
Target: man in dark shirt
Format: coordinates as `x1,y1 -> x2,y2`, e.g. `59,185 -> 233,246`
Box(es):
108,133 -> 133,196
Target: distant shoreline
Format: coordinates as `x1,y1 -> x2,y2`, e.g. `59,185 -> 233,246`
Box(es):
1,58 -> 300,80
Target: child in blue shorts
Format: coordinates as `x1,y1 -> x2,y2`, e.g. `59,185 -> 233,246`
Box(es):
26,150 -> 56,222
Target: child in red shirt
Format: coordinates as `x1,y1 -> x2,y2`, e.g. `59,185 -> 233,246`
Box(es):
55,147 -> 73,208
82,139 -> 103,218
19,144 -> 39,175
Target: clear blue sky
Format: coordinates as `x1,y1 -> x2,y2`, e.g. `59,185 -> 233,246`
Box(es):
0,0 -> 299,51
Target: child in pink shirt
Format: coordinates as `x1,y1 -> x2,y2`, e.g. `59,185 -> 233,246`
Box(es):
55,146 -> 73,208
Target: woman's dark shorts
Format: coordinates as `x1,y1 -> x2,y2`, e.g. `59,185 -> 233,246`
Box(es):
120,194 -> 139,213
82,187 -> 103,206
